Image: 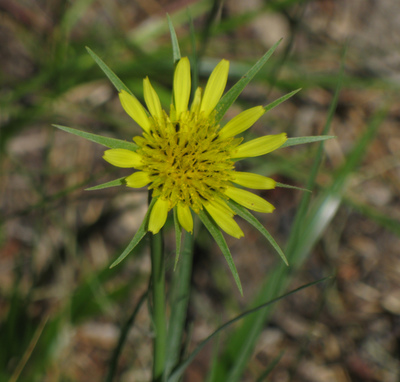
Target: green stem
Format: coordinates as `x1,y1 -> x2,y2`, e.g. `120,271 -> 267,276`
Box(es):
165,231 -> 194,379
151,231 -> 166,381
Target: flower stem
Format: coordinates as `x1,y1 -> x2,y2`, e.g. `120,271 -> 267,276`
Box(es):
150,230 -> 166,381
165,231 -> 194,378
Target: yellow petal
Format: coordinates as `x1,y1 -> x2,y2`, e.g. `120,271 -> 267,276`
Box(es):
125,171 -> 151,188
224,186 -> 275,213
231,133 -> 287,159
232,172 -> 276,189
200,59 -> 229,117
211,197 -> 235,216
204,200 -> 244,239
177,203 -> 193,233
148,198 -> 169,234
219,106 -> 265,139
190,87 -> 202,114
103,149 -> 142,168
118,90 -> 151,133
174,57 -> 191,117
143,77 -> 163,120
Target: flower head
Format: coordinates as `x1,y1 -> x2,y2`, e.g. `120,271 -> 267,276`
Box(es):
103,57 -> 287,238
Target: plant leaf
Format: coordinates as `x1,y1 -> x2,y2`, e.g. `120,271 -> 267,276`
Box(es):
198,210 -> 243,295
167,14 -> 181,64
105,291 -> 148,382
53,124 -> 138,150
187,8 -> 199,97
280,136 -> 335,148
255,351 -> 285,382
109,198 -> 156,268
264,88 -> 301,113
168,276 -> 331,382
215,39 -> 282,123
275,182 -> 311,193
214,45 -> 348,382
85,177 -> 126,191
86,46 -> 133,94
226,199 -> 288,266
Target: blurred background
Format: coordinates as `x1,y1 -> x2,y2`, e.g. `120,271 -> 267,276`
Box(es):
1,0 -> 399,381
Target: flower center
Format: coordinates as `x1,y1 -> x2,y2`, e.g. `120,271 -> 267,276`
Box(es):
134,111 -> 241,212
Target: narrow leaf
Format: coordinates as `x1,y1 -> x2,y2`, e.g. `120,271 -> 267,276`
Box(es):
206,333 -> 222,382
168,277 -> 331,382
187,9 -> 199,97
105,291 -> 148,382
86,47 -> 133,94
198,210 -> 243,295
85,177 -> 126,191
53,124 -> 138,150
226,200 -> 288,266
215,45 -> 348,382
280,136 -> 335,148
215,39 -> 282,123
275,182 -> 311,193
345,197 -> 400,237
167,14 -> 181,63
110,198 -> 156,268
264,88 -> 301,112
255,350 -> 285,382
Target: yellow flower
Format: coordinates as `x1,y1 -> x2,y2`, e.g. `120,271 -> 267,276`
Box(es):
103,57 -> 287,238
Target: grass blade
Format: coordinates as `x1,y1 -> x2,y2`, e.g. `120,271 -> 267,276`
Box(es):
214,39 -> 282,123
109,198 -> 156,268
280,136 -> 335,148
86,47 -> 133,94
85,177 -> 126,191
264,88 -> 301,112
167,14 -> 181,64
188,9 -> 199,98
213,44 -> 348,382
198,210 -> 243,295
8,315 -> 49,382
255,350 -> 285,382
168,277 -> 331,382
226,199 -> 288,266
54,124 -> 138,150
345,197 -> 400,237
105,292 -> 148,382
298,107 -> 388,258
275,182 -> 311,193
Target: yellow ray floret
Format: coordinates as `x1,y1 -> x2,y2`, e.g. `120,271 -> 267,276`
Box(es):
200,59 -> 229,117
177,202 -> 193,233
190,87 -> 202,114
232,172 -> 276,189
149,198 -> 169,234
125,171 -> 151,188
232,133 -> 287,159
218,106 -> 265,139
143,77 -> 163,121
119,90 -> 151,133
103,149 -> 142,168
174,57 -> 191,117
224,186 -> 275,213
204,200 -> 244,239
